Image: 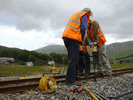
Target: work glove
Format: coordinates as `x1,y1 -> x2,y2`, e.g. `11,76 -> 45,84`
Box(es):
90,40 -> 99,47
89,41 -> 94,47
94,40 -> 99,45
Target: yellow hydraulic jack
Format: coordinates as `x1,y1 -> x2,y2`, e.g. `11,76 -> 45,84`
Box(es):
50,65 -> 59,74
43,65 -> 60,76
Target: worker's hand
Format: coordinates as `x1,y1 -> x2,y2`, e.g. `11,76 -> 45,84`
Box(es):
90,40 -> 99,47
89,41 -> 94,47
94,40 -> 98,45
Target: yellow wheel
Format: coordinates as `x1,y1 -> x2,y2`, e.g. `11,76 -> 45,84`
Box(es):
39,76 -> 56,93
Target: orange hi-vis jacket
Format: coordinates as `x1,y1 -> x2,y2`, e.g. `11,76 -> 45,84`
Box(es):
62,11 -> 89,42
82,41 -> 87,53
87,20 -> 106,46
82,42 -> 90,54
79,40 -> 90,54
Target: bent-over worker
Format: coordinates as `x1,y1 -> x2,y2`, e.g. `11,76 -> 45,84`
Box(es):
87,20 -> 112,77
62,8 -> 92,85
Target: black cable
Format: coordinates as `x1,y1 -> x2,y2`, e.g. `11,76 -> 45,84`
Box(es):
107,91 -> 133,99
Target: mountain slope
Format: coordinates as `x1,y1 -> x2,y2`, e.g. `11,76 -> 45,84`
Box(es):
0,45 -> 21,50
1,40 -> 133,61
35,45 -> 67,54
35,41 -> 133,60
106,41 -> 133,60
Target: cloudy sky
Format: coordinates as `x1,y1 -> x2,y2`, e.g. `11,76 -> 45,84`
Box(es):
0,0 -> 133,51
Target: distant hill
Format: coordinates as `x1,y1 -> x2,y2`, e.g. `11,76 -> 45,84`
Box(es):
106,40 -> 133,60
35,45 -> 67,54
35,40 -> 133,61
0,45 -> 21,50
0,40 -> 133,61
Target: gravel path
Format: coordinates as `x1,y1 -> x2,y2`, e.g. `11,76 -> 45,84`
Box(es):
0,73 -> 133,100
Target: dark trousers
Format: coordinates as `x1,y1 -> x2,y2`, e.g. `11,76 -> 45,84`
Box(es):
63,37 -> 79,83
78,51 -> 90,75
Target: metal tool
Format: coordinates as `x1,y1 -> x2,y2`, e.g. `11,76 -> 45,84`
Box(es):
91,41 -> 98,82
82,54 -> 89,81
71,88 -> 83,93
84,87 -> 98,100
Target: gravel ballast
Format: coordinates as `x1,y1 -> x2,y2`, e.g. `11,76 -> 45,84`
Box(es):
0,73 -> 133,100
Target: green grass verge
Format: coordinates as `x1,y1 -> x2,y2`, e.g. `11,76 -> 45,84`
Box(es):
90,63 -> 133,70
0,65 -> 51,77
0,63 -> 133,77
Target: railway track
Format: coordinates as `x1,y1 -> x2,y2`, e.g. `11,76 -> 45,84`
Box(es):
0,67 -> 133,94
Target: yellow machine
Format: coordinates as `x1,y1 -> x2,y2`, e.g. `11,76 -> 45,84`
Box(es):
43,65 -> 61,76
39,76 -> 56,93
50,65 -> 58,74
92,45 -> 98,53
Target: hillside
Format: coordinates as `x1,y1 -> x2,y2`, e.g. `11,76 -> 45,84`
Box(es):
106,41 -> 133,60
35,45 -> 67,54
0,40 -> 133,61
35,40 -> 133,61
0,45 -> 21,50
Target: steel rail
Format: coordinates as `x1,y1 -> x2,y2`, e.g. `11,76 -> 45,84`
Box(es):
0,67 -> 132,87
0,68 -> 132,93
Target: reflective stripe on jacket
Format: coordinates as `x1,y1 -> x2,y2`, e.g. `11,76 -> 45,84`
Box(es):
62,11 -> 88,42
87,20 -> 106,46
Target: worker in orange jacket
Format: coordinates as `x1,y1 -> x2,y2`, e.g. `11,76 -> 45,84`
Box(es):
87,20 -> 112,77
62,8 -> 92,85
78,37 -> 90,76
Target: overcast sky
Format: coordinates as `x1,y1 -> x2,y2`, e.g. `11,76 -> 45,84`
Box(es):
0,0 -> 133,51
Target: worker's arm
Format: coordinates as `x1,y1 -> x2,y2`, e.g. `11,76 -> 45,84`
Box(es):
92,21 -> 99,42
84,35 -> 89,45
80,14 -> 88,42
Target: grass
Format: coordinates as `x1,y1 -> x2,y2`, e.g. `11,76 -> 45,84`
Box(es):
0,63 -> 133,77
90,63 -> 133,70
110,63 -> 133,69
0,64 -> 67,77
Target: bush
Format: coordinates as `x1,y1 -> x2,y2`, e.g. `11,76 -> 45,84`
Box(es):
110,61 -> 114,64
18,61 -> 26,65
34,59 -> 45,66
27,55 -> 36,62
119,60 -> 123,64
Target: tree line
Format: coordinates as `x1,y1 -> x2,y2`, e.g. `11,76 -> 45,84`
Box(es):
0,48 -> 68,66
